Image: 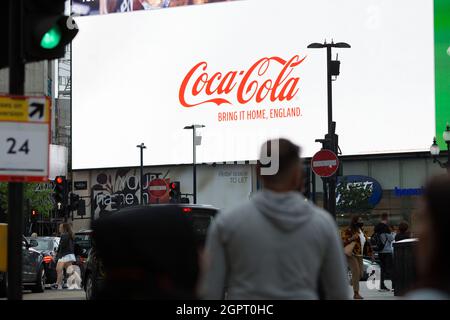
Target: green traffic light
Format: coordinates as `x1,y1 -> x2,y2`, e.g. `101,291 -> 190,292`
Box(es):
40,25 -> 62,49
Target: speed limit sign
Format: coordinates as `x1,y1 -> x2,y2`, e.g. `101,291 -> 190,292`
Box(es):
0,95 -> 50,182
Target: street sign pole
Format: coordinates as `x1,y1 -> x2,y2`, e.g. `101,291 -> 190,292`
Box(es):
326,45 -> 337,219
311,149 -> 339,218
8,0 -> 24,300
193,126 -> 197,205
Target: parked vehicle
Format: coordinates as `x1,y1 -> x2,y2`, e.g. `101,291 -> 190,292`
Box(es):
347,258 -> 380,284
25,237 -> 60,285
83,204 -> 218,300
73,229 -> 93,282
0,236 -> 47,297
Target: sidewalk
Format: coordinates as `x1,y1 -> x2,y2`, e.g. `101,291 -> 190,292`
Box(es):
357,280 -> 398,300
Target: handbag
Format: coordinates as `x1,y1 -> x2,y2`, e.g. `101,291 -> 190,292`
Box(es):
344,241 -> 356,257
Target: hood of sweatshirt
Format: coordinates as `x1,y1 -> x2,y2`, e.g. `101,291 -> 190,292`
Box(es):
251,190 -> 312,232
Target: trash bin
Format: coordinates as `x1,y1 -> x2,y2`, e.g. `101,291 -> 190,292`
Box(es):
393,238 -> 419,296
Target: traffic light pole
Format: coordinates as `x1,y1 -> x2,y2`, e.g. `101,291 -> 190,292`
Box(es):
136,143 -> 146,205
325,46 -> 337,219
8,0 -> 24,300
311,170 -> 316,204
193,126 -> 197,205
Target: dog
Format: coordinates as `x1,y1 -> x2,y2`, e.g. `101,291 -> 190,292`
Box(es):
66,265 -> 82,290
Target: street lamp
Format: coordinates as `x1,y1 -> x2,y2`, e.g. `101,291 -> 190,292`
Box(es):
307,39 -> 350,219
136,143 -> 147,204
184,124 -> 205,204
430,124 -> 450,173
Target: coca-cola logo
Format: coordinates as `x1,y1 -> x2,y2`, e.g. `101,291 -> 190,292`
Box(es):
179,55 -> 306,107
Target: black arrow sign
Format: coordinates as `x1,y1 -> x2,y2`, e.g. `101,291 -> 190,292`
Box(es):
29,102 -> 44,119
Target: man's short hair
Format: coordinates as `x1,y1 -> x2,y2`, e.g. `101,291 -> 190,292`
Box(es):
381,212 -> 389,220
259,138 -> 301,184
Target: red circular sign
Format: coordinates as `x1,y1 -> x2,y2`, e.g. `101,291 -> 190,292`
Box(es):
311,150 -> 339,177
148,179 -> 168,197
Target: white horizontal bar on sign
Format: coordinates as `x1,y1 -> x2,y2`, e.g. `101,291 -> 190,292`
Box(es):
148,186 -> 167,191
312,160 -> 337,167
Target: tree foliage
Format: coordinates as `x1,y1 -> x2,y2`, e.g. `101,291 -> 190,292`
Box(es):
0,182 -> 53,218
336,178 -> 374,214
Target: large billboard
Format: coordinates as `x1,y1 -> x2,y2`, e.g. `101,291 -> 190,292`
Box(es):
72,0 -> 439,170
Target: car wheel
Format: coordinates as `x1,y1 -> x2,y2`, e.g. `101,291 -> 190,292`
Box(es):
85,273 -> 95,300
0,273 -> 7,298
31,267 -> 46,293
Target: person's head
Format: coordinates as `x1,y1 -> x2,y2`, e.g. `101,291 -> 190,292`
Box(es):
59,223 -> 73,239
349,215 -> 364,232
416,174 -> 450,293
398,221 -> 409,234
30,232 -> 38,238
381,212 -> 389,222
257,138 -> 303,193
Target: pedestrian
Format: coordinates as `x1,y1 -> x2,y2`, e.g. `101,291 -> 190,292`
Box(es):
54,223 -> 76,290
373,212 -> 395,292
406,174 -> 450,299
200,138 -> 350,299
341,215 -> 374,299
395,221 -> 411,242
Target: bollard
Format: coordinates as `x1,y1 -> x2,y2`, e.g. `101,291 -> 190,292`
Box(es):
393,239 -> 418,296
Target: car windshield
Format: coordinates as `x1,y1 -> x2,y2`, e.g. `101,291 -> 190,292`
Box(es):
74,233 -> 92,250
33,239 -> 53,251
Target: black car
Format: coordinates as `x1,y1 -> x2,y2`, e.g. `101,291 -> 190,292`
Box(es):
73,229 -> 93,283
83,204 -> 218,300
26,237 -> 60,285
0,236 -> 47,297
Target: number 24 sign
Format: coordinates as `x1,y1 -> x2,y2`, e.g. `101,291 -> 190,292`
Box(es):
0,95 -> 50,183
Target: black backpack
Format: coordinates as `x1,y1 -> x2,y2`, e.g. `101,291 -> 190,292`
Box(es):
371,232 -> 386,251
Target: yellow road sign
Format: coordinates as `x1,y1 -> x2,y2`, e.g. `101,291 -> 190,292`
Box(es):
0,95 -> 50,123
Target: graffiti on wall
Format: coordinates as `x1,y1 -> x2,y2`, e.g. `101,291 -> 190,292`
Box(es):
91,168 -> 174,218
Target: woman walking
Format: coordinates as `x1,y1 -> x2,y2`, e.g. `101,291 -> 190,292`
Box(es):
55,223 -> 76,290
341,216 -> 374,299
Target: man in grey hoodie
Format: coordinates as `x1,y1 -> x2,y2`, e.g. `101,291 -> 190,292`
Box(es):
200,139 -> 351,299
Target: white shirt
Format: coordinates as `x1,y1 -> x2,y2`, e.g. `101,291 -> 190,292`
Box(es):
359,230 -> 366,251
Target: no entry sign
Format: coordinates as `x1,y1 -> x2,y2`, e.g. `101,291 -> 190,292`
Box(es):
148,178 -> 168,198
311,149 -> 339,177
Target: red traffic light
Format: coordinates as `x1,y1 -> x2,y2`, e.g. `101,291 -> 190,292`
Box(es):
31,210 -> 38,216
55,176 -> 63,184
170,183 -> 176,189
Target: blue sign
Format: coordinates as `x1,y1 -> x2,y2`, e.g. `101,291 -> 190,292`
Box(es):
394,187 -> 424,197
337,175 -> 383,207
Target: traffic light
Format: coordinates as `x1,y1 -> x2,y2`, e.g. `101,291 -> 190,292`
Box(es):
54,176 -> 68,208
0,0 -> 78,69
24,0 -> 78,63
169,181 -> 181,203
30,209 -> 39,223
69,193 -> 80,211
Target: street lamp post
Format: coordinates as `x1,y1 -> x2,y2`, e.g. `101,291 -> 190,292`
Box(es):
308,40 -> 350,219
430,124 -> 450,174
136,143 -> 147,204
184,125 -> 205,204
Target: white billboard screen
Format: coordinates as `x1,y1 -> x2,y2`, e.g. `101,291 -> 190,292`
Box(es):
72,0 -> 435,169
